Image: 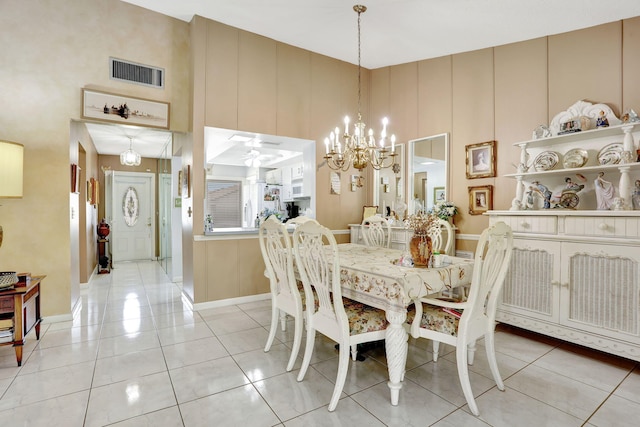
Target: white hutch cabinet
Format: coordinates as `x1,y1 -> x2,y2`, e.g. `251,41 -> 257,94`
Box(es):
488,211 -> 640,361
489,101 -> 640,361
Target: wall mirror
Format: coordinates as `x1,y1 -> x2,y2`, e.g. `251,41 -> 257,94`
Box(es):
373,143 -> 404,219
407,133 -> 448,215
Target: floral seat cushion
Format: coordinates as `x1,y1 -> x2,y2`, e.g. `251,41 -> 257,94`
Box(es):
406,303 -> 461,336
343,298 -> 388,335
296,280 -> 319,311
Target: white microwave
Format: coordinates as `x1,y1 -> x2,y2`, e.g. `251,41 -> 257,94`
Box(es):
292,181 -> 303,197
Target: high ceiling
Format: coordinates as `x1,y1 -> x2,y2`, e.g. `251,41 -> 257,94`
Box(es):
91,0 -> 640,160
122,0 -> 640,69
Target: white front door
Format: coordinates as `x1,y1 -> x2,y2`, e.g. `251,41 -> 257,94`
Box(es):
112,171 -> 155,262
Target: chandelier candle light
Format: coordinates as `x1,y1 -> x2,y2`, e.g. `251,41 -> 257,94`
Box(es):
324,5 -> 397,177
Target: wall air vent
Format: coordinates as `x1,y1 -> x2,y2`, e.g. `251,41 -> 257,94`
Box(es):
109,57 -> 164,89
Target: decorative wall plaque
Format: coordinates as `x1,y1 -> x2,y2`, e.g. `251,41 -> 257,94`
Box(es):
122,186 -> 139,226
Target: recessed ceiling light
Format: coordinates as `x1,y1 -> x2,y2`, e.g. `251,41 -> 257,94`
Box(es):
421,161 -> 435,165
245,139 -> 262,147
229,134 -> 253,142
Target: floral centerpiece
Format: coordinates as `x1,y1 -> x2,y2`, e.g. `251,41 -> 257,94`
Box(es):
407,212 -> 439,267
430,201 -> 458,221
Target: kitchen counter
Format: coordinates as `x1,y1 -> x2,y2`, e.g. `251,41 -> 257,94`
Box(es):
194,225 -> 295,240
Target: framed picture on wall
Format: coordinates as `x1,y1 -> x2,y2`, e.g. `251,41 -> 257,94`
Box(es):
433,187 -> 445,203
71,164 -> 81,194
468,185 -> 493,215
81,88 -> 170,129
91,178 -> 99,206
330,171 -> 341,195
466,140 -> 496,179
182,165 -> 191,199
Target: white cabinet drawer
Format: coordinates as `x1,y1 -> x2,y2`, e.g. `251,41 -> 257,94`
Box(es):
564,216 -> 640,238
498,215 -> 557,235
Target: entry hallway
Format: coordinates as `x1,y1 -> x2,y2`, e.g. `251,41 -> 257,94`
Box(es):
0,261 -> 639,426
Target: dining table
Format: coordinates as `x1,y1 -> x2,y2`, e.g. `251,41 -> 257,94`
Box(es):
333,243 -> 474,406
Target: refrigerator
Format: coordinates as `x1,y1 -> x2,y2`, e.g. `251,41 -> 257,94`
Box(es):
257,182 -> 285,220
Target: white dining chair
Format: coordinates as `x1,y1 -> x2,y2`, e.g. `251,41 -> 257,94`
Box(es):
259,215 -> 307,372
293,220 -> 388,412
429,218 -> 460,298
429,218 -> 453,255
407,221 -> 513,416
361,215 -> 391,248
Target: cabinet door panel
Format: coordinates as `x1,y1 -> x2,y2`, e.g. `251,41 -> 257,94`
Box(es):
498,238 -> 561,323
560,242 -> 640,340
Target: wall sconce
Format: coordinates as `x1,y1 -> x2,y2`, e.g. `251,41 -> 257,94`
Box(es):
0,140 -> 24,248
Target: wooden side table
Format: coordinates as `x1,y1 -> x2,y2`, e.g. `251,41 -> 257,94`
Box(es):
97,238 -> 110,274
0,276 -> 44,366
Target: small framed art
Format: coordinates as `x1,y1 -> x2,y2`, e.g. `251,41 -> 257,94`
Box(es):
71,164 -> 81,194
433,187 -> 445,203
466,141 -> 496,179
468,185 -> 493,215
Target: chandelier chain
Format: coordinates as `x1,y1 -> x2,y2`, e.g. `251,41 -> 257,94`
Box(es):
357,6 -> 362,120
323,4 -> 396,179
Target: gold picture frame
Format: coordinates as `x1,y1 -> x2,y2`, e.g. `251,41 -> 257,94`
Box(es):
466,140 -> 496,179
181,165 -> 191,199
186,165 -> 191,198
91,178 -> 99,206
468,185 -> 493,215
87,180 -> 93,203
86,177 -> 98,205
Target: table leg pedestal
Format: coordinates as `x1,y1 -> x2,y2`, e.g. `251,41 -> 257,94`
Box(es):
385,309 -> 408,405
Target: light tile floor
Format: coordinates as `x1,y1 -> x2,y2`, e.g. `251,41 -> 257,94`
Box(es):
1,261 -> 639,426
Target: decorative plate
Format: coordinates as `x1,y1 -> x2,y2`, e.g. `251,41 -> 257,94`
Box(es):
533,151 -> 559,171
563,148 -> 588,168
597,143 -> 623,165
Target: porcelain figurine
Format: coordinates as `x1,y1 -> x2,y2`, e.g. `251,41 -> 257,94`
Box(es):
633,179 -> 640,210
595,172 -> 615,210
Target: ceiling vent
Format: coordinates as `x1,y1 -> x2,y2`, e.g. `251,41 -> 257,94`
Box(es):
110,57 -> 164,89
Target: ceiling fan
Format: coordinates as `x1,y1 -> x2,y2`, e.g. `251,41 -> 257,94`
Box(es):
242,149 -> 281,167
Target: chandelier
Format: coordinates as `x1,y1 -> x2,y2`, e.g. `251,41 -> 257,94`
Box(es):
120,137 -> 141,166
324,5 -> 397,177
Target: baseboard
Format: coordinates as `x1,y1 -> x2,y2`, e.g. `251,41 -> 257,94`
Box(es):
42,312 -> 74,324
192,292 -> 270,311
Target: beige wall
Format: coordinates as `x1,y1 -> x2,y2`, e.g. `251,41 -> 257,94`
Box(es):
0,0 -> 190,317
186,16 -> 640,303
371,19 -> 640,250
2,1 -> 640,309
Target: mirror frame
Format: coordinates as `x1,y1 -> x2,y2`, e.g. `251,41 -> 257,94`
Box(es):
407,133 -> 449,215
373,143 -> 405,216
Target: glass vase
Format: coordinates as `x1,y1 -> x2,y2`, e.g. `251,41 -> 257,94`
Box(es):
409,233 -> 432,267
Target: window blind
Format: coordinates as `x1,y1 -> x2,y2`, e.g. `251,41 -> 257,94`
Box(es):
206,180 -> 242,228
